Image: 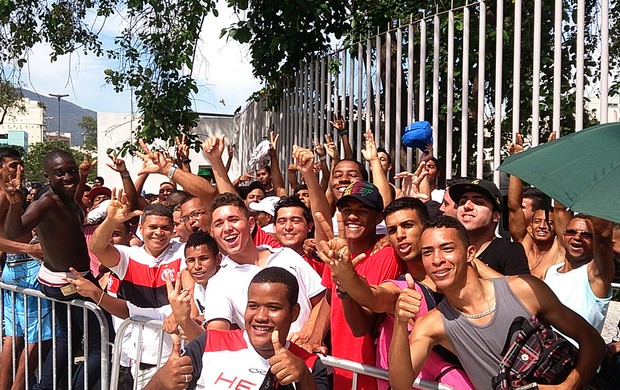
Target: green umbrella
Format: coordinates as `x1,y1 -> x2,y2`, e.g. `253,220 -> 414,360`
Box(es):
498,122 -> 620,224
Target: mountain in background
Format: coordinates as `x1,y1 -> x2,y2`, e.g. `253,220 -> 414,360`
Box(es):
22,90 -> 97,147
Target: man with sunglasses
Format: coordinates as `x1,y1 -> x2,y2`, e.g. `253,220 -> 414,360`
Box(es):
544,214 -> 614,335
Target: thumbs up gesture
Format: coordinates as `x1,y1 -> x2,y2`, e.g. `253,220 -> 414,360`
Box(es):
268,330 -> 314,386
394,274 -> 423,326
143,334 -> 194,390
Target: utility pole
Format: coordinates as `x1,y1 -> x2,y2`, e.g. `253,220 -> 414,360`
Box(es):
49,93 -> 69,141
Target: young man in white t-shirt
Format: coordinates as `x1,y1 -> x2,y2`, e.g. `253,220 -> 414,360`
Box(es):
203,193 -> 325,340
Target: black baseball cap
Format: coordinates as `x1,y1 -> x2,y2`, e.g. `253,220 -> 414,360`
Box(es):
448,179 -> 502,211
336,181 -> 384,212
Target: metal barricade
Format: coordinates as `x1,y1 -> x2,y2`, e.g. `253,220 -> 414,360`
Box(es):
319,355 -> 456,390
110,316 -> 454,390
110,317 -> 167,390
0,281 -> 111,389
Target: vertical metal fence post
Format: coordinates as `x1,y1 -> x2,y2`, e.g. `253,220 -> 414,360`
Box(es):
493,0 -> 504,184
476,1 -> 486,179
461,5 -> 470,178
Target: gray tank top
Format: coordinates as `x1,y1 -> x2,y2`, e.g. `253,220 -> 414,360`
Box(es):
438,277 -> 532,390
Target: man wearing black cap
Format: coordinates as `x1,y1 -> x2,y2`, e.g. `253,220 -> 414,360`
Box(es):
449,179 -> 529,275
321,181 -> 402,390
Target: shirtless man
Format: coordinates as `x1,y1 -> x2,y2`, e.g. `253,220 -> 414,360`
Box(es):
507,136 -> 564,278
2,150 -> 105,390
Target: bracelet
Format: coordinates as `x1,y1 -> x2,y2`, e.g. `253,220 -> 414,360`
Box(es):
318,156 -> 327,161
96,290 -> 105,306
120,171 -> 130,178
338,129 -> 348,137
167,165 -> 177,179
182,159 -> 191,164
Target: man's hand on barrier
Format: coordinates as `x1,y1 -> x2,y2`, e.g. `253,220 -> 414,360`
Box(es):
162,314 -> 180,336
269,330 -> 313,386
144,334 -> 194,390
64,267 -> 101,302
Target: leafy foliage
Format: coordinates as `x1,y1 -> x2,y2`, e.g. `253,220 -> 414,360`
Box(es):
0,76 -> 25,125
0,0 -> 213,155
78,115 -> 98,152
221,0 -> 349,96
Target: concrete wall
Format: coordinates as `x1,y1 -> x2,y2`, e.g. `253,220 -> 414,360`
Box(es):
0,98 -> 46,145
97,112 -> 238,195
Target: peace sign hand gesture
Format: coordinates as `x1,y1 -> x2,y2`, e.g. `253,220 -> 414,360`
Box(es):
0,163 -> 24,204
79,154 -> 97,177
315,211 -> 366,288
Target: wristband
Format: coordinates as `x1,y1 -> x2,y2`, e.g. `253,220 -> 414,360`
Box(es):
338,129 -> 348,137
120,171 -> 130,178
167,165 -> 177,179
96,291 -> 105,306
182,159 -> 191,164
318,156 -> 326,161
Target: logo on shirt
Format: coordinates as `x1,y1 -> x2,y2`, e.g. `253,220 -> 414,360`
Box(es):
161,268 -> 177,283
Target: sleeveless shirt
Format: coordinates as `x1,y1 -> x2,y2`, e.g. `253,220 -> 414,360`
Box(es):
438,277 -> 532,390
544,262 -> 610,334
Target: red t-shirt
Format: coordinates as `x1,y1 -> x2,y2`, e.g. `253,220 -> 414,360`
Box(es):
322,245 -> 402,390
252,225 -> 281,248
302,253 -> 325,277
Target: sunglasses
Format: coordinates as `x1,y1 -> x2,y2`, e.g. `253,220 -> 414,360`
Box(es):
563,229 -> 594,240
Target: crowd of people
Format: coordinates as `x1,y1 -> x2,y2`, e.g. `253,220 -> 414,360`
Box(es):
0,122 -> 619,390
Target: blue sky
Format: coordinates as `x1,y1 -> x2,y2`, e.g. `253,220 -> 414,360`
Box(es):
17,3 -> 261,115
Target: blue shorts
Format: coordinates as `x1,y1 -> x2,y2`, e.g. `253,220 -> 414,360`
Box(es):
2,257 -> 53,343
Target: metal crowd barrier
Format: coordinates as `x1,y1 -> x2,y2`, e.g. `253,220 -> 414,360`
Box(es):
110,317 -> 168,390
0,281 -> 111,389
319,355 -> 456,390
111,316 -> 454,390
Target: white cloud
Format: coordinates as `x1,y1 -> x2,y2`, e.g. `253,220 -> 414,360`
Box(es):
15,4 -> 260,115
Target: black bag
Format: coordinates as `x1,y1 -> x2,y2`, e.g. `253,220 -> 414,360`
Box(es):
491,315 -> 577,389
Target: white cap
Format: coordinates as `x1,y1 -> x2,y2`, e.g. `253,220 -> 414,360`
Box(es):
248,196 -> 281,217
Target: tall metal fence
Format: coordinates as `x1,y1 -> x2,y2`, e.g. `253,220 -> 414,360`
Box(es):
235,0 -> 615,188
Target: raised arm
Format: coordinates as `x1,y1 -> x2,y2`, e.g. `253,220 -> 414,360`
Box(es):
202,135 -> 236,195
268,131 -> 287,197
313,140 -> 330,192
136,140 -> 218,205
506,135 -> 528,242
293,146 -> 331,244
589,217 -> 615,297
174,135 -> 192,173
329,118 -> 353,159
106,155 -> 141,211
1,165 -> 43,238
76,154 -> 96,213
89,189 -> 142,268
362,130 -> 392,207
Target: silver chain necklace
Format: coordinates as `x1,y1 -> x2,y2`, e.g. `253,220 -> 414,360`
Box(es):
452,302 -> 496,319
452,279 -> 496,319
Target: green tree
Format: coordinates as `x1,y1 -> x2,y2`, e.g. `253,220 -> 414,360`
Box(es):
78,115 -> 98,152
22,140 -> 86,183
0,1 -> 215,154
0,77 -> 25,125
